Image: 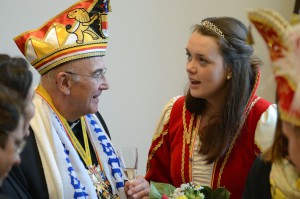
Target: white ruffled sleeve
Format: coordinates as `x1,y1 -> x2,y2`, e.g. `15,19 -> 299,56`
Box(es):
254,104 -> 278,152
152,96 -> 181,137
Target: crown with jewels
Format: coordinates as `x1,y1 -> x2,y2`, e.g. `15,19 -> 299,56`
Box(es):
248,8 -> 300,126
201,20 -> 230,45
14,0 -> 111,75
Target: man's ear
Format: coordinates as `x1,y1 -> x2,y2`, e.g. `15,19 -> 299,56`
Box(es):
56,72 -> 72,95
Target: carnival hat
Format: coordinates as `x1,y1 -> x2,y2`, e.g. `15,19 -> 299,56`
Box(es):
14,0 -> 111,75
248,8 -> 300,126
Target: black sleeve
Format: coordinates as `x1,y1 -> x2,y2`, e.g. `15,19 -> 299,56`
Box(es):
95,111 -> 111,139
19,127 -> 49,199
0,166 -> 33,199
242,155 -> 272,199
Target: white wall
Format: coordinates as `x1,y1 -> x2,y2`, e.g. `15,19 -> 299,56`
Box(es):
0,0 -> 294,175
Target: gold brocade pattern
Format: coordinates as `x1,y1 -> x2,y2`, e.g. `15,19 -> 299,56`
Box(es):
182,104 -> 200,183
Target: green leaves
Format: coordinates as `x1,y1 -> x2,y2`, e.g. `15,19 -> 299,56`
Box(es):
149,181 -> 175,199
149,181 -> 230,199
200,186 -> 230,199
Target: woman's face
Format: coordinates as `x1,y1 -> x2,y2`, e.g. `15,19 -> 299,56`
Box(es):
185,32 -> 230,102
24,86 -> 35,136
0,116 -> 25,184
282,121 -> 300,171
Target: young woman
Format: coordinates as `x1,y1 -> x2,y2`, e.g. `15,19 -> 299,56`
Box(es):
145,17 -> 277,199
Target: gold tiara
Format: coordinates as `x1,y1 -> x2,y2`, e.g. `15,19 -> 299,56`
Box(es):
201,20 -> 231,46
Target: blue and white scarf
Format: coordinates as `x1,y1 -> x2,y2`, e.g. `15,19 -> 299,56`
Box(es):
30,90 -> 127,199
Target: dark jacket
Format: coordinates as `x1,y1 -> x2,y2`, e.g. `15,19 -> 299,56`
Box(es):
242,155 -> 272,199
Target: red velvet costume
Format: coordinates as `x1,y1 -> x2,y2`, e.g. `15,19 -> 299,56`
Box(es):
146,95 -> 277,199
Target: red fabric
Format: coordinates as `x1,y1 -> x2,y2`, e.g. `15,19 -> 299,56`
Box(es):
145,96 -> 272,199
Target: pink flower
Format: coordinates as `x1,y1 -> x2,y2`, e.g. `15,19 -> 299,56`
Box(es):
162,194 -> 169,199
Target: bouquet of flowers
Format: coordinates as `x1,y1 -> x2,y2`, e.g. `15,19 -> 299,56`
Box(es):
149,181 -> 230,199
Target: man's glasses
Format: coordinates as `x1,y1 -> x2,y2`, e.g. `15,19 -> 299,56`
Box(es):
2,131 -> 26,155
65,68 -> 107,83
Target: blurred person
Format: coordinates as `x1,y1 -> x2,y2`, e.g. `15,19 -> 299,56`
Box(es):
145,16 -> 277,199
243,8 -> 300,198
0,54 -> 34,198
13,0 -> 149,198
0,85 -> 25,197
0,54 -> 34,136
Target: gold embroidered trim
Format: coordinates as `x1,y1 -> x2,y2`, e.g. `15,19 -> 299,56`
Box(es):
188,116 -> 201,181
217,97 -> 261,187
211,162 -> 218,187
182,103 -> 201,183
39,51 -> 105,75
182,103 -> 194,182
146,130 -> 168,172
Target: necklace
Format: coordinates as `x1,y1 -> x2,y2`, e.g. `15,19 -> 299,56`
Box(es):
63,117 -> 92,166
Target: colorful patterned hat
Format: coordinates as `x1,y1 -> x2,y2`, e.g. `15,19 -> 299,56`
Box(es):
248,8 -> 300,126
14,0 -> 111,75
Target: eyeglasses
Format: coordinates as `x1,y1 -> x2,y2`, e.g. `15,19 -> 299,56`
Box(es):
65,68 -> 107,82
2,131 -> 26,155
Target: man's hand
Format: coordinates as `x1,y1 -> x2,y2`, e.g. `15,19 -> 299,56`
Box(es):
125,175 -> 149,199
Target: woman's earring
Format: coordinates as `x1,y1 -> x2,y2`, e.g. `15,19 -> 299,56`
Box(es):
227,75 -> 231,80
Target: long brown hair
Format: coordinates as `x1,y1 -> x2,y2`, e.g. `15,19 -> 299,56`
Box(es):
262,118 -> 288,162
263,96 -> 288,162
185,17 -> 262,163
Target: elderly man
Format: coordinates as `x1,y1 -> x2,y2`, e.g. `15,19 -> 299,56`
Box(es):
14,0 -> 149,198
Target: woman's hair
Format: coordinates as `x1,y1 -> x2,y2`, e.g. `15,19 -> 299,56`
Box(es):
185,17 -> 263,163
0,85 -> 24,148
263,96 -> 288,162
262,118 -> 288,162
0,54 -> 33,99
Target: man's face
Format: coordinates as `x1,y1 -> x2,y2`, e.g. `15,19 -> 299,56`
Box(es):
282,121 -> 300,172
66,56 -> 109,117
0,116 -> 25,184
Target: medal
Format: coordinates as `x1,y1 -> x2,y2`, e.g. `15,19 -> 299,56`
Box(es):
88,165 -> 119,199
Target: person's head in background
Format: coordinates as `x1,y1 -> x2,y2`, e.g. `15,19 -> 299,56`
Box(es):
248,9 -> 300,172
185,16 -> 262,162
281,119 -> 300,171
263,96 -> 300,173
0,54 -> 34,136
0,85 -> 25,186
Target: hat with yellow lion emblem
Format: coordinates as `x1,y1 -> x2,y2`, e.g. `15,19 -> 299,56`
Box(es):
14,0 -> 111,75
248,8 -> 300,126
